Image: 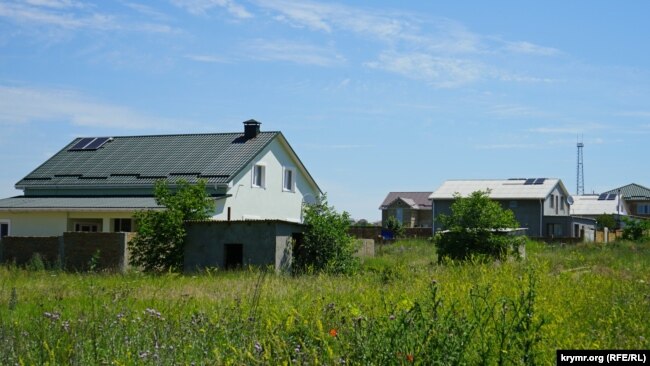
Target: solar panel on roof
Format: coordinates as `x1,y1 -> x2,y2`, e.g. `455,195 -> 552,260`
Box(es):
598,193 -> 608,200
607,194 -> 617,200
69,137 -> 95,150
84,137 -> 110,150
524,178 -> 536,185
533,178 -> 546,185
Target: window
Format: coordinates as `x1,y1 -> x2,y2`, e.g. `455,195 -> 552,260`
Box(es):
74,223 -> 99,232
560,196 -> 565,210
224,243 -> 243,269
638,204 -> 650,215
549,195 -> 554,208
252,164 -> 265,188
283,167 -> 295,192
0,220 -> 9,238
113,218 -> 133,232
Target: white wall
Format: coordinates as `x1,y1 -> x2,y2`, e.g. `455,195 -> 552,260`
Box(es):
0,211 -> 135,236
544,185 -> 570,216
214,137 -> 320,222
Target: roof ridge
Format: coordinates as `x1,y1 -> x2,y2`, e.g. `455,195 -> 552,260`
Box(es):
75,131 -> 281,139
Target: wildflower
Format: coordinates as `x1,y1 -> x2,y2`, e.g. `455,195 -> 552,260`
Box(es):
329,328 -> 338,337
389,314 -> 396,321
406,354 -> 414,363
144,308 -> 163,319
61,320 -> 70,332
43,312 -> 61,321
254,341 -> 263,354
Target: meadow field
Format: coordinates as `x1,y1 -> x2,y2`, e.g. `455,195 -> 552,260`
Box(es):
0,239 -> 648,365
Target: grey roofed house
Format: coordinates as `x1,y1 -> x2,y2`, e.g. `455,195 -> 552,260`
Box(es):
570,194 -> 627,218
379,192 -> 433,228
430,178 -> 596,239
602,183 -> 650,217
0,120 -> 322,237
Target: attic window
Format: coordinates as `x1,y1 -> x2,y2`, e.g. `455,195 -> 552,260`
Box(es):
69,137 -> 112,151
283,167 -> 295,192
252,164 -> 265,188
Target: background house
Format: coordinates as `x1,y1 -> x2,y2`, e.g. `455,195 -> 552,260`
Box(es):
571,194 -> 627,221
603,183 -> 650,218
430,178 -> 595,239
0,120 -> 321,237
379,192 -> 433,228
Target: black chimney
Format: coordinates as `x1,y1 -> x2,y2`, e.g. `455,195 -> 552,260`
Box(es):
243,119 -> 261,139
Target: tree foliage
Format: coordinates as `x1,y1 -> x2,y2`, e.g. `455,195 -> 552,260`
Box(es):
596,214 -> 617,230
435,190 -> 522,262
129,180 -> 215,272
294,195 -> 359,274
621,217 -> 650,241
384,216 -> 405,238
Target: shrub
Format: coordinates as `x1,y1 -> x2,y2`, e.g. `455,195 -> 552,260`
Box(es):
294,195 -> 359,274
435,190 -> 521,261
596,214 -> 617,230
622,217 -> 650,241
383,215 -> 405,239
129,179 -> 215,272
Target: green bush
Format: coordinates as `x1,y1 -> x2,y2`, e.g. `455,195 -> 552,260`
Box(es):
383,216 -> 405,239
435,190 -> 521,262
596,214 -> 617,230
129,179 -> 215,272
294,195 -> 359,274
622,217 -> 650,241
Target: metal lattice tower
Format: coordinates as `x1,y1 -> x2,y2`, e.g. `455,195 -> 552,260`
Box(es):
576,138 -> 584,195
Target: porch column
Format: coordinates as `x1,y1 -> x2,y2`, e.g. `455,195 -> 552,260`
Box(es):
102,217 -> 111,232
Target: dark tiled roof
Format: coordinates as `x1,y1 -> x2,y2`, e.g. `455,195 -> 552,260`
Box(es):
379,192 -> 433,210
603,183 -> 650,200
16,132 -> 278,188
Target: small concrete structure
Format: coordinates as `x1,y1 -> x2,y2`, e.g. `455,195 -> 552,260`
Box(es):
184,220 -> 305,272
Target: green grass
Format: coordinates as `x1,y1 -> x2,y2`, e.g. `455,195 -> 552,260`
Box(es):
0,239 -> 649,365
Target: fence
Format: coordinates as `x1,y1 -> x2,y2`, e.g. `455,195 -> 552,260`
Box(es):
348,227 -> 432,240
0,232 -> 133,271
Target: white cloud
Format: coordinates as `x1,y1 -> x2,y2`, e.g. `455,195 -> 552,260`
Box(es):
616,111 -> 650,118
365,52 -> 482,88
245,39 -> 345,66
0,1 -> 178,33
487,104 -> 543,118
504,41 -> 560,56
475,143 -> 538,150
171,0 -> 253,19
0,85 -> 192,131
184,54 -> 229,63
529,123 -> 608,134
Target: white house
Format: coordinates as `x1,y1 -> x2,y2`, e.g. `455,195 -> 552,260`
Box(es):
0,120 -> 321,237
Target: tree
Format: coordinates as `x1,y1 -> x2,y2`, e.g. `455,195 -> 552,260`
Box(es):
384,215 -> 405,238
596,214 -> 617,230
435,190 -> 522,262
621,217 -> 650,241
294,195 -> 359,274
129,180 -> 215,272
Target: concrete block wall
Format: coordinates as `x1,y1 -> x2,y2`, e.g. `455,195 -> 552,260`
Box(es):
0,232 -> 130,271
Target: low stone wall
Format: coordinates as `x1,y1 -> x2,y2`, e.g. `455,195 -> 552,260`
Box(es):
0,236 -> 61,265
0,232 -> 131,271
355,239 -> 375,257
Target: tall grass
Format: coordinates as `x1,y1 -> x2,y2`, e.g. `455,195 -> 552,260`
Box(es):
0,239 -> 648,364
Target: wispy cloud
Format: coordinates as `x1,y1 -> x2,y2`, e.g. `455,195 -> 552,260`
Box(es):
245,39 -> 345,66
0,84 -> 194,131
487,104 -> 544,118
171,0 -> 253,19
0,0 -> 178,33
529,123 -> 608,134
616,110 -> 650,118
475,143 -> 539,150
365,52 -> 482,88
184,54 -> 230,63
503,41 -> 560,56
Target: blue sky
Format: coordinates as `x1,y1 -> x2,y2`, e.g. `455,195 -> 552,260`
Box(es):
1,0 -> 649,221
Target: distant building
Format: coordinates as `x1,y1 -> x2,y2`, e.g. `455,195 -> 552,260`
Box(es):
602,183 -> 650,218
379,192 -> 433,228
429,178 -> 595,239
571,194 -> 627,220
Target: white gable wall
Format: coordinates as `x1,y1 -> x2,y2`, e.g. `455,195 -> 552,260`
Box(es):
543,185 -> 570,216
215,137 -> 320,222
